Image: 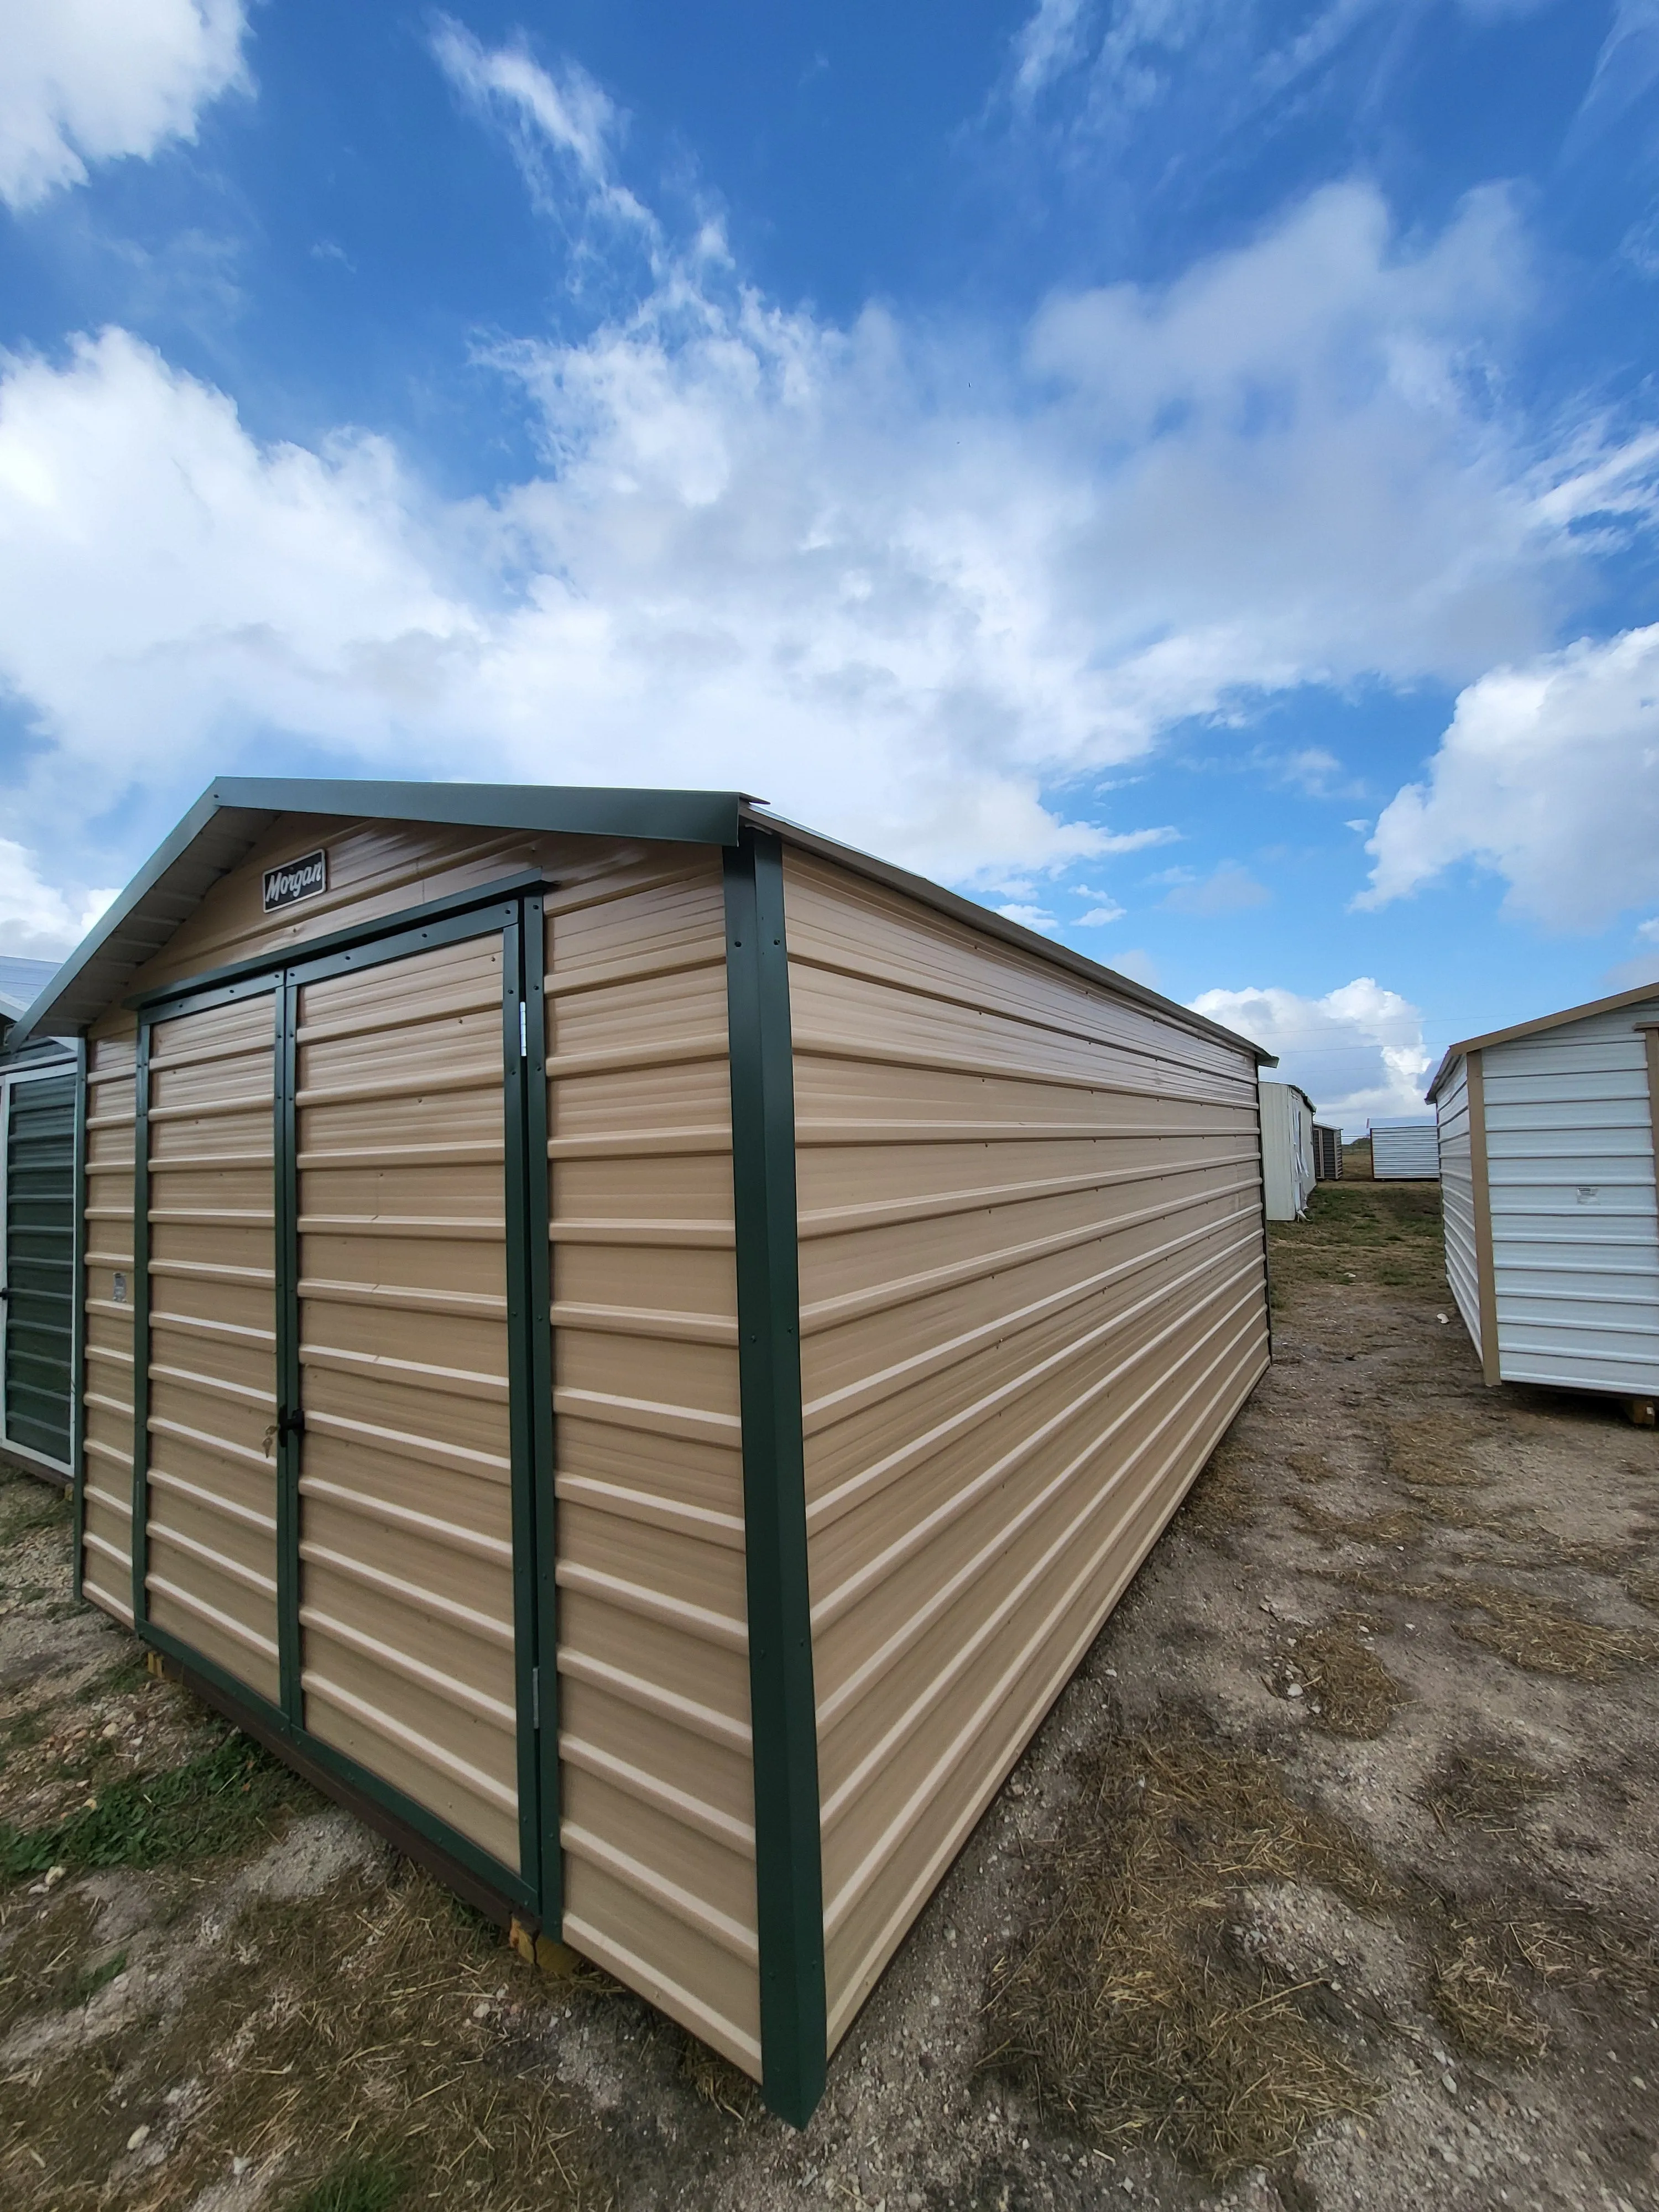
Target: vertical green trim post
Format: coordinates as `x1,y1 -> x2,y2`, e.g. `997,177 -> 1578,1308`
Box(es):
70,1037 -> 88,1603
129,1020 -> 153,1630
274,980 -> 301,1721
500,910 -> 545,1901
723,828 -> 826,2127
519,892 -> 562,1932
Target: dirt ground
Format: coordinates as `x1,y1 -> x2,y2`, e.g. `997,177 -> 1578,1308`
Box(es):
1,1180 -> 1656,2211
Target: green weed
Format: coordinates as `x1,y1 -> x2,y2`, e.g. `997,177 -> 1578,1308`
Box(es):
289,2153 -> 408,2212
0,1734 -> 314,1883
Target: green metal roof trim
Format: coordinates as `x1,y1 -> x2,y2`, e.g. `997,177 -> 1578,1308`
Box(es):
8,780 -> 749,1045
11,776 -> 1273,1068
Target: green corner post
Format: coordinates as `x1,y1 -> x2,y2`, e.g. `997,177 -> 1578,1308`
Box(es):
723,826 -> 827,2127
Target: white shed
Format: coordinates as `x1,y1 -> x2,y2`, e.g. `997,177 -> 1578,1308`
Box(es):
1369,1117 -> 1439,1181
1259,1080 -> 1317,1220
1426,983 -> 1659,1405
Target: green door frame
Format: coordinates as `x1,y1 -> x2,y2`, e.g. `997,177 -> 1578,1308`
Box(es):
121,881 -> 556,1924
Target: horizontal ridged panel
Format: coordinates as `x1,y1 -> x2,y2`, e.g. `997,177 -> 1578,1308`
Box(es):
80,1027 -> 137,1624
1484,1001 -> 1659,1392
3,1068 -> 76,1466
1435,1059 -> 1482,1354
545,857 -> 760,2077
296,932 -> 519,1875
144,994 -> 280,1707
784,847 -> 1270,2055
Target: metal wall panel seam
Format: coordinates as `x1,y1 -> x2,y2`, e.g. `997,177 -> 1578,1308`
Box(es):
723,827 -> 827,2127
71,1036 -> 88,1600
1465,1052 -> 1501,1384
130,1019 -> 153,1630
275,978 -> 301,1721
790,1028 -> 1249,1101
806,1231 -> 1264,1535
797,1174 -> 1263,1337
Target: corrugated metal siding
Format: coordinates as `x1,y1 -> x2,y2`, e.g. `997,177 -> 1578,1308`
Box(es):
143,994 -> 280,1703
781,848 -> 1270,2052
2,1070 -> 76,1467
1485,1001 -> 1659,1394
544,854 -> 761,2077
81,1024 -> 137,1623
1259,1083 -> 1314,1222
134,813 -> 571,991
1371,1122 -> 1440,1179
1436,1056 -> 1481,1357
295,932 -> 521,1874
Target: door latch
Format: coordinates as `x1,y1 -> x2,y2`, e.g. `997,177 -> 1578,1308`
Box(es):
262,1406 -> 306,1457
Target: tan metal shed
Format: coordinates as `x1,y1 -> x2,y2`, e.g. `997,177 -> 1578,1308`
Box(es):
14,780 -> 1274,2124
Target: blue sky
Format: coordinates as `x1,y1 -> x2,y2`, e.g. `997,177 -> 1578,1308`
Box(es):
0,0 -> 1656,1126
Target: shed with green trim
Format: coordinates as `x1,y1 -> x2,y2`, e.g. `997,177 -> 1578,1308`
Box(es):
17,780 -> 1273,2123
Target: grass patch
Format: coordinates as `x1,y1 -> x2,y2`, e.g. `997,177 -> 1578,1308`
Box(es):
1448,1582 -> 1659,1683
1274,1621 -> 1407,1739
1423,1751 -> 1553,1834
0,1890 -> 94,2036
1624,1566 -> 1659,1614
1431,1939 -> 1548,2061
0,1866 -> 599,2211
0,1733 -> 314,1884
0,1483 -> 72,1542
1385,1418 -> 1488,1489
1290,1501 -> 1422,1550
63,1950 -> 126,2009
980,1719 -> 1387,2178
1269,1185 -> 1447,1297
74,1652 -> 150,1704
1177,1440 -> 1258,1543
290,2151 -> 409,2211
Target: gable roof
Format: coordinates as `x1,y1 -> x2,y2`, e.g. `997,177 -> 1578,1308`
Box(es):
1425,978 -> 1659,1103
9,777 -> 1274,1068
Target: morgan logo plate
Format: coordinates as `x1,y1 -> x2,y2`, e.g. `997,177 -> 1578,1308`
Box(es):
263,849 -> 327,914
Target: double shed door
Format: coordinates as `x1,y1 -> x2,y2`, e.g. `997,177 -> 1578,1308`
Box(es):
132,901 -> 547,1898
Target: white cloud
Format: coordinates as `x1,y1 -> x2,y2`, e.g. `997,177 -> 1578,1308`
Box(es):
1011,0 -> 1095,103
429,17 -> 655,246
0,0 -> 248,212
1188,977 -> 1431,1130
0,66 -> 1632,903
1074,902 -> 1126,924
0,838 -> 114,958
997,901 -> 1061,933
1361,623 -> 1659,930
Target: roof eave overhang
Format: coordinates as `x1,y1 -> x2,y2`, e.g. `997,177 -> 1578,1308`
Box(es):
12,776 -> 1274,1073
10,780 -> 752,1045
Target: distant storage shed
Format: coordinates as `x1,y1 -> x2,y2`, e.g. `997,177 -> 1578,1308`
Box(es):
1,959 -> 77,1483
1259,1081 -> 1316,1220
13,780 -> 1274,2124
1312,1124 -> 1343,1182
1427,983 -> 1659,1404
1369,1117 -> 1440,1181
